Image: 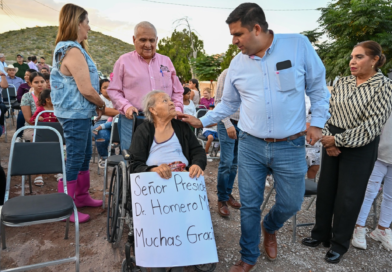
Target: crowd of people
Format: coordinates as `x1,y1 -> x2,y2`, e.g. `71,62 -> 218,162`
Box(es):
0,2 -> 392,271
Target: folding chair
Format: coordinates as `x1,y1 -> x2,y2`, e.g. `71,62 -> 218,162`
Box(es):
102,115 -> 122,208
0,126 -> 79,271
33,110 -> 65,143
1,85 -> 17,127
195,109 -> 220,159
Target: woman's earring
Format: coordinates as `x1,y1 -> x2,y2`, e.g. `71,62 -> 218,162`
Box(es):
372,65 -> 374,68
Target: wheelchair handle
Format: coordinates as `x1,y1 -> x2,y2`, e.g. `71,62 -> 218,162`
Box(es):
122,149 -> 131,160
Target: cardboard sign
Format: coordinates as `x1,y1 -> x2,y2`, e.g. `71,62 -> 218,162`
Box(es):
130,172 -> 219,268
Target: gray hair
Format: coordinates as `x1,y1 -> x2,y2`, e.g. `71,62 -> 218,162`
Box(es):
142,90 -> 165,122
134,21 -> 157,38
0,53 -> 4,58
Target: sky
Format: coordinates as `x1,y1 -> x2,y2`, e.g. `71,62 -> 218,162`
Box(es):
0,0 -> 331,55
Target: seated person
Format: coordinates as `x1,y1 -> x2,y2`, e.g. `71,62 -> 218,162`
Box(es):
202,104 -> 219,158
305,95 -> 320,179
30,89 -> 57,124
129,91 -> 206,272
129,90 -> 206,180
91,79 -> 119,168
43,73 -> 51,89
183,87 -> 196,116
21,72 -> 45,186
199,87 -> 214,109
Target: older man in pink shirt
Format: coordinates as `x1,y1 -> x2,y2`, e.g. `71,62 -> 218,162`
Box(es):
107,21 -> 183,150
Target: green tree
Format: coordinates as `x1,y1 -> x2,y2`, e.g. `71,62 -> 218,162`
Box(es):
192,55 -> 222,84
221,44 -> 240,70
157,29 -> 204,82
302,0 -> 392,81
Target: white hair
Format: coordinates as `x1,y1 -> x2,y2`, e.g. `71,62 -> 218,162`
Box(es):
134,21 -> 157,38
142,90 -> 165,122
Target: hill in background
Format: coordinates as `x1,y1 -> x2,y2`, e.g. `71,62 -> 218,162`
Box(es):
0,26 -> 135,75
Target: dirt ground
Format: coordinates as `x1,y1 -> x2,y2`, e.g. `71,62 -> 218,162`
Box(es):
1,121 -> 391,272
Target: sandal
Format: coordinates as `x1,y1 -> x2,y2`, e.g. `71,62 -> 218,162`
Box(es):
34,176 -> 44,186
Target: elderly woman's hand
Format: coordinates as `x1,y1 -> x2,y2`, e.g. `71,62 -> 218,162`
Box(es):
189,165 -> 204,179
320,135 -> 336,148
151,164 -> 172,179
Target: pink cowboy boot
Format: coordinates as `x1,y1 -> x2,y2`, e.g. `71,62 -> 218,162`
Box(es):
58,179 -> 90,223
74,170 -> 103,208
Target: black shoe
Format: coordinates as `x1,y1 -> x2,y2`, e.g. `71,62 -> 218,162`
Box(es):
325,249 -> 342,264
302,237 -> 330,248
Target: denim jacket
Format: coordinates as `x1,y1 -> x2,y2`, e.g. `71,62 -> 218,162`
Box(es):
50,41 -> 99,119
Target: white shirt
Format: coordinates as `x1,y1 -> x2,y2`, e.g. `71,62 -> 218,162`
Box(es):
184,100 -> 196,116
146,133 -> 189,167
378,114 -> 392,164
202,125 -> 217,133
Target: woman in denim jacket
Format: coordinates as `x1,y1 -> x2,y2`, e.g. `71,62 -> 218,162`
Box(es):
51,3 -> 106,223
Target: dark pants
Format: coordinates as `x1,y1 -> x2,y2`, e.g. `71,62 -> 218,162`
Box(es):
0,103 -> 6,127
16,110 -> 25,137
311,125 -> 379,255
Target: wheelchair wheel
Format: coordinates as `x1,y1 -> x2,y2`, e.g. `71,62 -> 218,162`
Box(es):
107,163 -> 125,247
194,263 -> 217,272
121,257 -> 148,272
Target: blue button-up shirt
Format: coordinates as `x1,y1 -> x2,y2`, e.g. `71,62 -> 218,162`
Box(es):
201,33 -> 330,139
5,76 -> 24,90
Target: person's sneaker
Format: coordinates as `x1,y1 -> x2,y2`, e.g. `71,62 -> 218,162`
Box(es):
98,159 -> 106,169
352,226 -> 367,249
15,137 -> 23,143
370,228 -> 392,251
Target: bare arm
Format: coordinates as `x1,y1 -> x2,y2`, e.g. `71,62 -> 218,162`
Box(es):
0,73 -> 8,89
21,106 -> 33,125
190,91 -> 195,101
104,107 -> 119,117
60,48 -> 104,107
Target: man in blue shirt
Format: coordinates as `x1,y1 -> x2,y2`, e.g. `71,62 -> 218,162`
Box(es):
180,3 -> 330,271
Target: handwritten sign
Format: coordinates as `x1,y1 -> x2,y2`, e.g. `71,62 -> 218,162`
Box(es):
130,172 -> 219,268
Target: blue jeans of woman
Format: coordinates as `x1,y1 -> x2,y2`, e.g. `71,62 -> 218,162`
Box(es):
92,120 -> 112,159
58,118 -> 92,182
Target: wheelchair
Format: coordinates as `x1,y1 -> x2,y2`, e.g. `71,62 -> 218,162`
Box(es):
106,113 -> 217,272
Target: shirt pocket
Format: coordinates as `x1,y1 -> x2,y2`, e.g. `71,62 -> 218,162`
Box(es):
275,67 -> 296,92
161,72 -> 172,90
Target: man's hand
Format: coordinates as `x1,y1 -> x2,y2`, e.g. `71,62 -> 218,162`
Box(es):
175,111 -> 183,120
326,146 -> 341,157
0,72 -> 5,77
177,113 -> 203,128
189,165 -> 204,179
226,126 -> 237,140
95,105 -> 105,121
125,106 -> 138,119
320,135 -> 335,148
306,126 -> 322,146
150,164 -> 172,179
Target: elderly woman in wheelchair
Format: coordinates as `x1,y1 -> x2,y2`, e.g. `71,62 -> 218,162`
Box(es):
129,90 -> 206,179
127,90 -> 207,271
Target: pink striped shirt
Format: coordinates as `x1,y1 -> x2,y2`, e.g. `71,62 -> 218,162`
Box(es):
107,51 -> 183,115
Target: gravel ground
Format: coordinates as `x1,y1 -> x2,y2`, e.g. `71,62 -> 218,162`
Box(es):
0,123 -> 391,271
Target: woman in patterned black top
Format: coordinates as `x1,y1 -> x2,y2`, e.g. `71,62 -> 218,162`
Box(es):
302,41 -> 392,264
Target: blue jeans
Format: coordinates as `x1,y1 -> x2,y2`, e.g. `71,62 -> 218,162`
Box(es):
17,110 -> 25,137
58,118 -> 92,182
118,114 -> 133,151
92,120 -> 112,159
238,131 -> 307,265
217,121 -> 239,202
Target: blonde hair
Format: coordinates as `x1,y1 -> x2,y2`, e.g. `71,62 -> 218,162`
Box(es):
203,87 -> 212,94
55,4 -> 90,53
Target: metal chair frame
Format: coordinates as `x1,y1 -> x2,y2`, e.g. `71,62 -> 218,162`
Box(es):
102,115 -> 120,209
0,126 -> 79,272
2,85 -> 17,127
